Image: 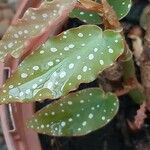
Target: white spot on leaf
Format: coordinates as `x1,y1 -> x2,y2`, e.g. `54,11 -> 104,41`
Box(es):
21,73 -> 28,78
48,61 -> 53,66
88,54 -> 94,60
68,101 -> 72,105
77,75 -> 82,80
51,48 -> 57,52
82,121 -> 87,126
33,66 -> 39,71
89,113 -> 93,119
78,33 -> 83,37
99,60 -> 104,65
59,71 -> 66,78
61,122 -> 66,127
82,66 -> 88,72
69,63 -> 74,69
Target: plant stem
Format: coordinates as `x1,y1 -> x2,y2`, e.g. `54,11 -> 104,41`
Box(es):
141,11 -> 150,109
100,0 -> 145,103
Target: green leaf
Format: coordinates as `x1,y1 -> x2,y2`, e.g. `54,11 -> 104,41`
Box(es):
27,88 -> 119,136
70,9 -> 102,24
0,25 -> 124,103
0,0 -> 76,62
70,0 -> 132,24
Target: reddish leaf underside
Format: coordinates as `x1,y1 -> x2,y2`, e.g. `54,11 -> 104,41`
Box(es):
0,0 -> 77,62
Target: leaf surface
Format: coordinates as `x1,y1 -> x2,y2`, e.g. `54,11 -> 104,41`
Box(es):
0,25 -> 124,103
70,0 -> 132,24
27,88 -> 119,136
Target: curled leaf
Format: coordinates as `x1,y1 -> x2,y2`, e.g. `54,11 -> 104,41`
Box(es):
0,0 -> 77,62
27,88 -> 119,136
0,25 -> 124,103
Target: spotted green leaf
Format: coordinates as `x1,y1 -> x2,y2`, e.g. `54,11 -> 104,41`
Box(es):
70,9 -> 102,24
70,0 -> 132,24
0,25 -> 124,103
0,0 -> 76,62
27,88 -> 119,136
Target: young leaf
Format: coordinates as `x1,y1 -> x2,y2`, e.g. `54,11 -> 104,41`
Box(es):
27,88 -> 119,136
0,25 -> 124,103
70,0 -> 132,24
0,0 -> 77,62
